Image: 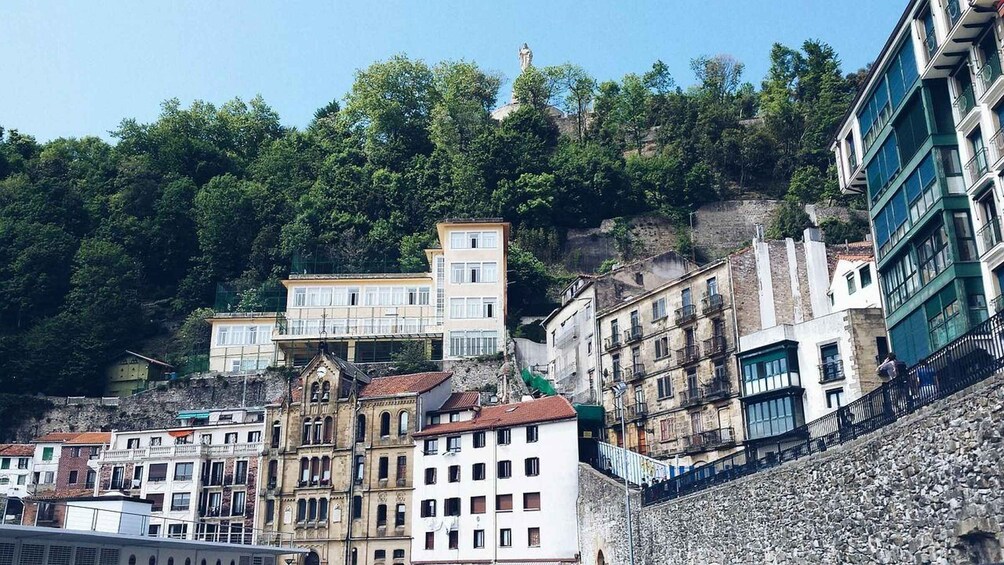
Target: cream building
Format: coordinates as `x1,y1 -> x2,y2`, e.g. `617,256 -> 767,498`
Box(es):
258,350 -> 454,565
209,221 -> 509,372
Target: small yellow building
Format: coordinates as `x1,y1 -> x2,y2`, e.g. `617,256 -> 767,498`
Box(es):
103,351 -> 174,397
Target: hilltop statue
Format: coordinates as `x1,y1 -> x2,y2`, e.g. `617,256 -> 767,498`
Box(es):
519,43 -> 533,72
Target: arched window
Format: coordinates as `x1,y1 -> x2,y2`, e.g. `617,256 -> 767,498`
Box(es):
267,460 -> 278,487
128,557 -> 136,565
376,504 -> 387,527
310,382 -> 320,402
301,419 -> 312,445
312,419 -> 322,444
308,498 -> 317,521
185,559 -> 191,565
356,414 -> 366,443
321,381 -> 331,402
350,549 -> 358,565
323,416 -> 333,444
310,458 -> 320,484
304,552 -> 319,565
597,551 -> 606,565
398,411 -> 409,436
299,458 -> 309,485
379,412 -> 391,437
319,498 -> 328,521
167,558 -> 174,565
395,503 -> 406,527
296,499 -> 306,522
321,456 -> 331,484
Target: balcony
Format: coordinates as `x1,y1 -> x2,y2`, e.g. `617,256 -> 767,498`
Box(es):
678,387 -> 703,409
628,364 -> 646,381
703,377 -> 732,402
681,427 -> 736,454
676,344 -> 700,366
603,335 -> 622,351
978,216 -> 1002,255
274,312 -> 438,340
674,304 -> 697,325
626,402 -> 648,421
703,335 -> 728,357
991,127 -> 1004,166
977,49 -> 1003,93
818,360 -> 845,384
623,324 -> 643,344
993,294 -> 1004,313
955,83 -> 977,122
554,326 -> 577,348
965,146 -> 989,187
701,293 -> 725,315
605,408 -> 623,426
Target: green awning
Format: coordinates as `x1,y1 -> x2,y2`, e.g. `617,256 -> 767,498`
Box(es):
574,404 -> 604,422
177,411 -> 210,420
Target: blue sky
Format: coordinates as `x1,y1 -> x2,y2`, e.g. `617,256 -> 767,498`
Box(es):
1,1 -> 906,142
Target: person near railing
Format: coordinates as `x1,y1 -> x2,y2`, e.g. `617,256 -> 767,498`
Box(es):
876,352 -> 906,416
837,406 -> 855,441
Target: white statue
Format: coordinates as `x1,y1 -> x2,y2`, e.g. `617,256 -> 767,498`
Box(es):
519,43 -> 533,72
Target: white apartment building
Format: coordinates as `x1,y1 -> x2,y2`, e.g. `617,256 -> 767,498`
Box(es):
29,433 -> 79,495
0,445 -> 34,499
209,220 -> 509,372
96,408 -> 266,543
828,244 -> 883,311
409,396 -> 579,565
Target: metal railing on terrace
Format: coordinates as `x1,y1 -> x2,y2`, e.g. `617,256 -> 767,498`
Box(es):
674,304 -> 697,325
681,427 -> 736,454
676,344 -> 700,365
993,295 -> 1004,314
215,283 -> 287,314
101,442 -> 264,462
275,312 -> 439,338
955,83 -> 977,121
992,127 -> 1004,164
945,0 -> 962,29
978,49 -> 1003,93
965,146 -> 989,187
701,293 -> 725,314
641,308 -> 1004,506
623,325 -> 643,343
291,252 -> 418,276
978,216 -> 1002,255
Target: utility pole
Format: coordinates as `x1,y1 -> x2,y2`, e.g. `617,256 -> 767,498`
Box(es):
612,381 -> 636,565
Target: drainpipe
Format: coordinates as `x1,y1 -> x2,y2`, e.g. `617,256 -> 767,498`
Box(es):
344,372 -> 362,565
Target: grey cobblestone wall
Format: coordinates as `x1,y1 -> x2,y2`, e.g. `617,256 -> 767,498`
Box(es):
579,371 -> 1004,565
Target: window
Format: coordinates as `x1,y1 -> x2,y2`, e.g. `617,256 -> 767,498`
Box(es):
352,495 -> 363,519
110,466 -> 125,489
497,428 -> 511,445
356,414 -> 366,443
473,431 -> 486,448
916,223 -> 952,285
651,298 -> 667,320
449,330 -> 500,357
473,463 -> 486,480
654,336 -> 669,360
497,460 -> 512,479
446,436 -> 461,452
659,418 -> 676,442
171,493 -> 190,511
449,297 -> 498,319
393,550 -> 405,561
148,463 -> 168,482
42,447 -> 53,461
235,460 -> 248,484
826,388 -> 845,409
445,498 -> 461,516
374,551 -> 385,561
398,411 -> 409,436
127,438 -> 140,449
496,494 -> 513,511
70,447 -> 81,457
859,265 -> 873,288
953,211 -> 979,261
85,469 -> 96,488
524,457 -> 540,477
396,455 -> 407,483
378,457 -> 389,480
231,491 -> 246,516
425,468 -> 436,485
420,499 -> 436,517
471,496 -> 486,514
846,272 -> 857,295
174,462 -> 194,481
395,503 -> 406,527
474,529 -> 486,548
657,375 -> 672,399
423,439 -> 438,455
379,412 -> 391,437
146,494 -> 164,512
448,465 -> 460,482
354,455 -> 364,483
448,530 -> 459,550
377,504 -> 387,527
523,492 -> 541,510
425,532 -> 435,550
528,527 -> 541,547
68,470 -> 78,484
167,524 -> 188,539
500,528 -> 513,547
526,425 -> 538,443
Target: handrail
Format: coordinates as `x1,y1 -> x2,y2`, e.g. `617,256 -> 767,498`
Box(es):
641,308 -> 1004,506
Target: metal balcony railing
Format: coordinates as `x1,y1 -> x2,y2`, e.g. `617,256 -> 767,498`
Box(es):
991,127 -> 1004,164
627,402 -> 648,420
675,304 -> 697,325
819,360 -> 845,384
993,295 -> 1004,314
679,387 -> 703,408
628,364 -> 646,380
605,408 -> 624,425
703,335 -> 728,357
924,31 -> 938,59
703,377 -> 732,402
676,344 -> 700,365
701,293 -> 725,314
978,216 -> 1002,256
603,335 -> 622,351
965,146 -> 989,186
945,0 -> 962,29
978,50 -> 1003,93
624,325 -> 643,343
955,82 -> 977,121
681,427 -> 736,454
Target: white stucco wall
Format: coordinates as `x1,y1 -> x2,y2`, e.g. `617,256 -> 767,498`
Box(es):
829,259 -> 881,311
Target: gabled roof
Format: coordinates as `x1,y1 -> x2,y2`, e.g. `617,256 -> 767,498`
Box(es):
65,432 -> 111,445
0,444 -> 34,457
434,391 -> 481,413
360,372 -> 452,399
413,396 -> 577,438
280,351 -> 372,403
33,433 -> 80,443
121,351 -> 173,369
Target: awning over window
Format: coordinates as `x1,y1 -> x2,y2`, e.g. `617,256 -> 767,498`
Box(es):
166,429 -> 193,438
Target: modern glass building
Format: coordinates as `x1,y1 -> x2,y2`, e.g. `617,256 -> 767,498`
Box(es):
833,0 -> 1004,364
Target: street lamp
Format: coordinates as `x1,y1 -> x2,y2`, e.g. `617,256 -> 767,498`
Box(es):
611,381 -> 636,565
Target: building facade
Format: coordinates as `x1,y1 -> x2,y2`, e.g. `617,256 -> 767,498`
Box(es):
96,409 -> 265,542
409,396 -> 579,565
104,351 -> 175,397
209,221 -> 509,372
0,445 -> 34,500
832,0 -> 1001,365
541,251 -> 695,405
258,351 -> 453,565
597,260 -> 742,467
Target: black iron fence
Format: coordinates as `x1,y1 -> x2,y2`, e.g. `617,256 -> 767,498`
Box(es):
641,309 -> 1004,506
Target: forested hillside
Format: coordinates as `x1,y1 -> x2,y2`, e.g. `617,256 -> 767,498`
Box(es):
0,40 -> 866,396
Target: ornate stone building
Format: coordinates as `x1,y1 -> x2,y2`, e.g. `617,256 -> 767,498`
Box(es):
258,349 -> 453,565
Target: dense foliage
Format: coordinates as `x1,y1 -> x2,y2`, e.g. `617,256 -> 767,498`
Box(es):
0,41 -> 864,395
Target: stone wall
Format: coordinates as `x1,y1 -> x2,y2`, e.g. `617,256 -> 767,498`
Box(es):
693,200 -> 781,259
578,371 -> 1004,565
563,215 -> 681,273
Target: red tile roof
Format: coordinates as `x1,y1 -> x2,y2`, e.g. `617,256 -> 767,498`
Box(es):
360,372 -> 452,399
0,444 -> 35,457
33,433 -> 80,443
413,396 -> 577,438
65,432 -> 111,445
435,391 -> 481,413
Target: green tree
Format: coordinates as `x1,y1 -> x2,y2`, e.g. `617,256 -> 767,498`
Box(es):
767,201 -> 813,240
512,66 -> 551,108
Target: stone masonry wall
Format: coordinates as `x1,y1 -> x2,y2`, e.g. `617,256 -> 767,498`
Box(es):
579,371 -> 1004,565
693,200 -> 781,259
